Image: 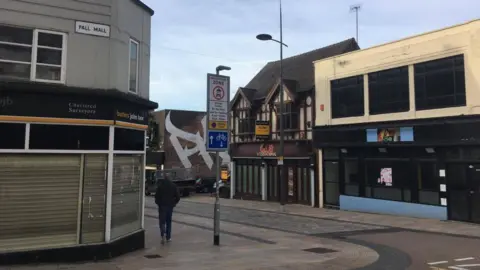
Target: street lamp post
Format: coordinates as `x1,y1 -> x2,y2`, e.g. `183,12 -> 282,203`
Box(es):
256,0 -> 288,209
213,65 -> 231,246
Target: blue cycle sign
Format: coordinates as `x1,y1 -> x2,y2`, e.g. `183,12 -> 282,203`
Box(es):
207,131 -> 229,150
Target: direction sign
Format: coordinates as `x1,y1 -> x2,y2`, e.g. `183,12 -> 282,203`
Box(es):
207,131 -> 229,151
206,73 -> 230,152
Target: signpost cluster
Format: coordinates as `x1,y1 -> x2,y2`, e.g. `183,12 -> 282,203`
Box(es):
206,71 -> 230,246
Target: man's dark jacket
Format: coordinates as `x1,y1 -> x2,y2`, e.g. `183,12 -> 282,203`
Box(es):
155,179 -> 181,208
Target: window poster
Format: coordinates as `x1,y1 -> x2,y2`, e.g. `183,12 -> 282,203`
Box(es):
378,168 -> 393,186
288,167 -> 294,196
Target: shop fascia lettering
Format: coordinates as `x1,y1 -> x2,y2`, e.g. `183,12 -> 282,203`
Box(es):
116,110 -> 145,122
0,96 -> 13,108
68,102 -> 96,115
257,144 -> 276,157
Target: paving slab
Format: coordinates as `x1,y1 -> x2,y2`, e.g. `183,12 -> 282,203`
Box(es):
4,205 -> 378,270
177,195 -> 480,238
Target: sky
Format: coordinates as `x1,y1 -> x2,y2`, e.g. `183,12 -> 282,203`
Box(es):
142,0 -> 480,111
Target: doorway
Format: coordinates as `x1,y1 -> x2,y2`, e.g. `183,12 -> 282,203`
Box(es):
447,163 -> 480,223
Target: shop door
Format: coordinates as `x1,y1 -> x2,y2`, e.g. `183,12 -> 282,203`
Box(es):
447,164 -> 480,223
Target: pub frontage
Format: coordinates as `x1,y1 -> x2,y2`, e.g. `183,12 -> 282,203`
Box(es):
0,81 -> 157,264
314,115 -> 480,223
230,141 -> 316,206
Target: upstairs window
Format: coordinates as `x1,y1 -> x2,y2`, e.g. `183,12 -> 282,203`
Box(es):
276,102 -> 299,130
414,55 -> 466,110
238,110 -> 255,134
0,25 -> 66,83
369,66 -> 409,115
331,75 -> 364,119
129,39 -> 139,93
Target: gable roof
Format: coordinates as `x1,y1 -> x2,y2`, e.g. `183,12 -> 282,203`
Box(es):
245,38 -> 359,100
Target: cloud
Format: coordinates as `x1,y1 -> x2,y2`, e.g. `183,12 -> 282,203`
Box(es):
142,0 -> 480,111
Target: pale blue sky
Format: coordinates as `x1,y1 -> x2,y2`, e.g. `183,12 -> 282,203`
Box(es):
143,0 -> 480,111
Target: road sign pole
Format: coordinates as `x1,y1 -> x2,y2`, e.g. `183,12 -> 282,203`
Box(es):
207,69 -> 230,247
213,151 -> 220,245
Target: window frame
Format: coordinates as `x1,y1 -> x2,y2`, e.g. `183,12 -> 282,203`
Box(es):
128,38 -> 139,94
414,54 -> 466,111
0,25 -> 67,84
275,102 -> 300,130
368,66 -> 410,115
32,29 -> 67,84
330,75 -> 365,119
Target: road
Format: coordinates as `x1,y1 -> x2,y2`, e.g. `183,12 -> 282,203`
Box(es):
146,196 -> 480,270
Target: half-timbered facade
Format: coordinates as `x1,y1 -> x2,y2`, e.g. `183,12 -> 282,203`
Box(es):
229,38 -> 360,206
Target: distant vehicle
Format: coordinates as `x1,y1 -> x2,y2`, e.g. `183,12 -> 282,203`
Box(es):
157,168 -> 196,197
195,177 -> 215,193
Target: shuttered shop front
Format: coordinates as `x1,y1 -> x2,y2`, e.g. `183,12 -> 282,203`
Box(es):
0,154 -> 81,252
111,154 -> 143,240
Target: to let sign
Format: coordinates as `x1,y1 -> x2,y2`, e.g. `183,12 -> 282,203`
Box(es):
255,120 -> 270,140
206,73 -> 230,152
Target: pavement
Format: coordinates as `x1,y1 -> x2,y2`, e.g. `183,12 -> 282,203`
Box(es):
5,195 -> 480,269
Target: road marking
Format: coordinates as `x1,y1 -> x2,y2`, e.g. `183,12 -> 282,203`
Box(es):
449,264 -> 480,270
428,261 -> 449,265
454,258 -> 474,262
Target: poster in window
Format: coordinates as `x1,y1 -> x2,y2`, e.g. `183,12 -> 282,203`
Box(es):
288,167 -> 294,196
377,168 -> 393,186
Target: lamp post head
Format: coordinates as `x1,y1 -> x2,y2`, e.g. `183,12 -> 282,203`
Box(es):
256,34 -> 273,41
216,65 -> 231,73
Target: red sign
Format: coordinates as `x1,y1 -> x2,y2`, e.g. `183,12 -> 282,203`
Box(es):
257,144 -> 276,157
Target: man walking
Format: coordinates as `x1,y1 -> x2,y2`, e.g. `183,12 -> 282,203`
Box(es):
155,175 -> 180,244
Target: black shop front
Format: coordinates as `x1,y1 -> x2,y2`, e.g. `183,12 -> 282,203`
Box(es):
313,115 -> 480,222
0,81 -> 157,265
230,141 -> 317,206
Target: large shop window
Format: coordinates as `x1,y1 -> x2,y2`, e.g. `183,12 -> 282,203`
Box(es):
344,159 -> 360,196
0,123 -> 25,149
0,154 -> 81,252
417,161 -> 440,205
368,66 -> 409,115
0,25 -> 66,83
29,124 -> 109,150
414,55 -> 466,110
114,127 -> 145,151
331,75 -> 364,118
365,159 -> 411,202
111,154 -> 143,240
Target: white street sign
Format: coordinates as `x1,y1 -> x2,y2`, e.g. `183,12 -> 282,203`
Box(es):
206,73 -> 230,152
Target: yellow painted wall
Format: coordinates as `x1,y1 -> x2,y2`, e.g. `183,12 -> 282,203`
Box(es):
314,19 -> 480,126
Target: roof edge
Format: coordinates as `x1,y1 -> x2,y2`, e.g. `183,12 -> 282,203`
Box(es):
132,0 -> 154,16
313,19 -> 480,65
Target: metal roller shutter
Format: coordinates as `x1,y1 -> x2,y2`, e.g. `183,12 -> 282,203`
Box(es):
111,154 -> 143,240
0,154 -> 81,252
80,154 -> 107,244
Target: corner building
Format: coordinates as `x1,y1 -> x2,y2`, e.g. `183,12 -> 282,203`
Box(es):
313,20 -> 480,223
0,0 -> 158,264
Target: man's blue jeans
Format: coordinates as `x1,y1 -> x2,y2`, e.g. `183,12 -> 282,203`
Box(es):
158,206 -> 173,239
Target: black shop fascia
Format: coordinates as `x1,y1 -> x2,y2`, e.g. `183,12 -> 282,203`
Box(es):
0,80 -> 158,151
